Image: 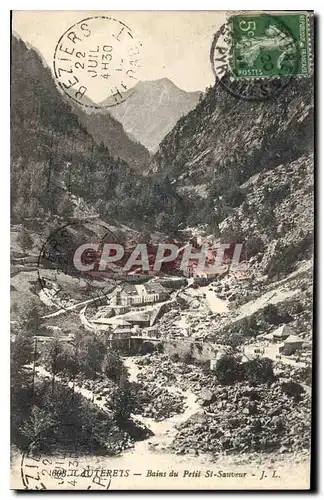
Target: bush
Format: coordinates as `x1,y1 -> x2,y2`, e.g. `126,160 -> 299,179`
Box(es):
243,236 -> 266,260
103,350 -> 128,384
11,334 -> 34,373
214,354 -> 242,385
11,378 -> 116,453
183,353 -> 193,364
41,337 -> 65,377
138,342 -> 156,356
264,183 -> 290,206
237,316 -> 259,338
226,332 -> 245,348
18,228 -> 33,251
242,357 -> 275,385
109,387 -> 137,423
156,342 -> 164,354
281,380 -> 305,401
20,301 -> 44,334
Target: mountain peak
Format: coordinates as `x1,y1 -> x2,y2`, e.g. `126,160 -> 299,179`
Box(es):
151,77 -> 176,86
135,78 -> 199,94
109,78 -> 200,152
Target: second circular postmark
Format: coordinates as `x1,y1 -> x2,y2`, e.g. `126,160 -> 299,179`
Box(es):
37,220 -> 120,311
210,12 -> 311,101
21,423 -> 113,490
53,16 -> 143,108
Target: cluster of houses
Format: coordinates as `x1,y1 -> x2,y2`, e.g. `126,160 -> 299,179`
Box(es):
259,324 -> 307,356
110,281 -> 169,307
86,279 -> 175,340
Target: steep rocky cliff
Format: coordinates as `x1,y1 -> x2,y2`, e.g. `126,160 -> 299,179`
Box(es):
149,77 -> 314,275
150,79 -> 313,188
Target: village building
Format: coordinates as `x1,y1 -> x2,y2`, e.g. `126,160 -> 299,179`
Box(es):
90,317 -> 132,330
271,324 -> 295,342
109,281 -> 169,307
122,311 -> 151,328
279,335 -> 304,356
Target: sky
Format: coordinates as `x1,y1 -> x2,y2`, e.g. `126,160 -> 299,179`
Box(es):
12,10 -> 226,94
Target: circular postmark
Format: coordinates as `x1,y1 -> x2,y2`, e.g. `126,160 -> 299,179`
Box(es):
53,16 -> 143,108
37,220 -> 119,311
37,219 -> 152,312
211,12 -> 309,101
21,423 -> 112,490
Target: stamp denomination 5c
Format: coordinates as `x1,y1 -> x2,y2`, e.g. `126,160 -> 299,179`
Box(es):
210,12 -> 312,101
229,12 -> 311,79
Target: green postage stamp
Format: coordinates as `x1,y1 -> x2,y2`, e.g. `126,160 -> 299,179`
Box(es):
229,12 -> 311,78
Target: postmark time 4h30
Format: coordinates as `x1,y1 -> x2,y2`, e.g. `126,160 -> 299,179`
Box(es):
53,16 -> 142,109
229,12 -> 311,79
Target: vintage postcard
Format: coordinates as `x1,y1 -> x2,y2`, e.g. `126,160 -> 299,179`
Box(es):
10,10 -> 314,490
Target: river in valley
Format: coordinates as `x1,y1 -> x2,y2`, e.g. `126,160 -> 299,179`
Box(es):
12,356 -> 310,490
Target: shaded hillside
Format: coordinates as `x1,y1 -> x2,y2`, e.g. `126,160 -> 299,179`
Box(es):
148,77 -> 314,275
150,77 -> 313,214
11,36 -> 185,232
73,105 -> 150,172
150,79 -> 313,186
108,79 -> 200,152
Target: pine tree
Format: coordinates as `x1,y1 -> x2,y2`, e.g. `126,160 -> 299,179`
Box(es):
18,228 -> 33,252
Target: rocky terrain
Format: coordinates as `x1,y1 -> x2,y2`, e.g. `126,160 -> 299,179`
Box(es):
130,354 -> 311,458
149,78 -> 313,188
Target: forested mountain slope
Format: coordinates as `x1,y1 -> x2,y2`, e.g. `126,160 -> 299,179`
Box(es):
11,36 -> 184,232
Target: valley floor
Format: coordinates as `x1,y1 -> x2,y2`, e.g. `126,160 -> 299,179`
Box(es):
11,352 -> 311,490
